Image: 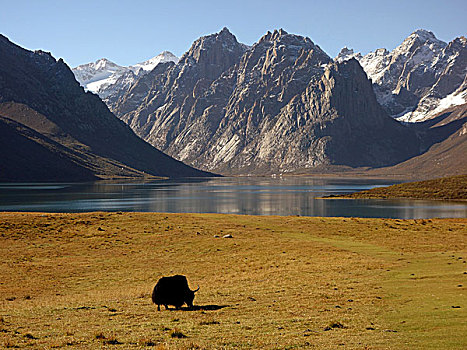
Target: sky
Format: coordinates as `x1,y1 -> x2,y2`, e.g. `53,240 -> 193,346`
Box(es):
1,0 -> 466,68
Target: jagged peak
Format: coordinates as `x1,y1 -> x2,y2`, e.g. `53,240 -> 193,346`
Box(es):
450,36 -> 467,46
411,29 -> 437,40
140,51 -> 178,63
375,48 -> 389,55
253,29 -> 331,64
339,47 -> 354,54
273,28 -> 288,36
131,51 -> 179,72
257,29 -> 314,49
402,29 -> 446,47
34,50 -> 55,59
203,27 -> 237,41
178,27 -> 245,64
158,50 -> 178,57
335,47 -> 363,63
442,35 -> 467,54
259,28 -> 293,43
219,26 -> 232,36
188,27 -> 240,49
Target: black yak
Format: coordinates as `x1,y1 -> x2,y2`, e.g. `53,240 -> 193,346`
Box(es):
151,275 -> 199,311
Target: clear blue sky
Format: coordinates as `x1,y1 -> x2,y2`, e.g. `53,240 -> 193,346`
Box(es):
1,0 -> 466,67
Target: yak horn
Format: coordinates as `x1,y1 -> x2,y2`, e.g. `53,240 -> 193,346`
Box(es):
193,285 -> 200,292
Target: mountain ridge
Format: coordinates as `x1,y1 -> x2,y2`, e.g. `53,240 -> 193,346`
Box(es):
109,28 -> 422,175
336,29 -> 467,122
0,34 -> 212,181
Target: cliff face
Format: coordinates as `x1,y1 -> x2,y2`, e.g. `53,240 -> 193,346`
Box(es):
0,34 -> 212,181
111,27 -> 248,142
112,29 -> 420,174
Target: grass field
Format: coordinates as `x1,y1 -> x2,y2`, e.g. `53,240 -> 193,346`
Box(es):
330,175 -> 467,201
0,212 -> 466,349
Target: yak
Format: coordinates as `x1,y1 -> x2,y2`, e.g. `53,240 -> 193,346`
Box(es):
151,275 -> 199,311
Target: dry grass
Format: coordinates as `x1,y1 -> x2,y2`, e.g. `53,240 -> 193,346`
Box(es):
0,212 -> 465,349
330,174 -> 467,200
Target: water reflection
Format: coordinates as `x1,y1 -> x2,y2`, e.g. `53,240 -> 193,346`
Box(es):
0,177 -> 465,219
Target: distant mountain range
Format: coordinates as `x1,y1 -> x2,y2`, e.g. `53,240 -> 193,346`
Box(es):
77,27 -> 464,175
336,29 -> 467,122
0,28 -> 465,181
0,34 -> 211,182
72,51 -> 178,108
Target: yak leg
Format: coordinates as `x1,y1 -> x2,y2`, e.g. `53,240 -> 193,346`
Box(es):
157,304 -> 160,311
164,304 -> 169,310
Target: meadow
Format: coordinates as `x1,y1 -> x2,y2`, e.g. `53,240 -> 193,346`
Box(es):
0,212 -> 465,349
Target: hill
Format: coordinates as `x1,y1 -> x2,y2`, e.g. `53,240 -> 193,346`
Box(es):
0,34 -> 212,182
332,174 -> 467,200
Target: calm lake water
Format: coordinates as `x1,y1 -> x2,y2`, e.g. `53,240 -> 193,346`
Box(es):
0,177 -> 466,219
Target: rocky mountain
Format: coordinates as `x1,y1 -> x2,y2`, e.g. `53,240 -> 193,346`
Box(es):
72,51 -> 178,105
0,34 -> 211,181
110,28 -> 421,175
337,29 -> 467,122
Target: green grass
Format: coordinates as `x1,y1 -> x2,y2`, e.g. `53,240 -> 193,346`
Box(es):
0,212 -> 465,349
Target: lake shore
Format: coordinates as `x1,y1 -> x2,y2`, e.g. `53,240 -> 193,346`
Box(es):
1,212 -> 466,349
325,174 -> 467,201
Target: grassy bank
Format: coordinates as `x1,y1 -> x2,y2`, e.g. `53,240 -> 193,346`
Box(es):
329,174 -> 467,200
0,212 -> 466,349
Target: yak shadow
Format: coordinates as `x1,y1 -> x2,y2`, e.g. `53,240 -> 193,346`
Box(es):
178,304 -> 229,311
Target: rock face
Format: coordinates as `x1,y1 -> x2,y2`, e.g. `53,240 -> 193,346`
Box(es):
112,28 -> 420,174
112,27 -> 249,145
338,30 -> 467,122
0,34 -> 211,181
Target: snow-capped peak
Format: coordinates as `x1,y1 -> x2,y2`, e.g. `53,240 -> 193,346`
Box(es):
93,58 -> 118,70
345,29 -> 466,123
74,58 -> 121,73
72,58 -> 126,93
396,29 -> 446,55
409,29 -> 441,44
130,51 -> 179,72
72,51 -> 179,96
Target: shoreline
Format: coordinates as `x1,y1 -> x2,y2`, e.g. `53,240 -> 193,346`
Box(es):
323,174 -> 467,202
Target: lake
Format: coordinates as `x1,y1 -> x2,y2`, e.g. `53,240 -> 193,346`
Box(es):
0,177 -> 466,219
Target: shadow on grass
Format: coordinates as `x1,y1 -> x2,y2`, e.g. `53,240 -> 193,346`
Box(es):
169,305 -> 229,311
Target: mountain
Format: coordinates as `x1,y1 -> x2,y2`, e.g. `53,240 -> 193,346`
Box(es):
368,103 -> 467,178
0,34 -> 211,181
337,30 -> 467,122
110,28 -> 421,175
0,113 -> 97,182
72,51 -> 178,105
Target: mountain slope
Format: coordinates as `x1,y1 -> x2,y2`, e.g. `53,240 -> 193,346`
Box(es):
368,103 -> 467,178
0,34 -> 211,181
0,115 -> 97,182
113,28 -> 420,174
